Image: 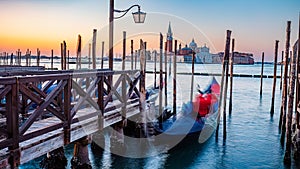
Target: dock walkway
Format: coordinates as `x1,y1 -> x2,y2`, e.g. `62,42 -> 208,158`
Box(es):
0,69 -> 143,167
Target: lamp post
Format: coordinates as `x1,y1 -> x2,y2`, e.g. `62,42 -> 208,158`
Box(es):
109,0 -> 146,71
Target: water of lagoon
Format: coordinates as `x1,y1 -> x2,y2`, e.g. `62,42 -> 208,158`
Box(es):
20,60 -> 299,169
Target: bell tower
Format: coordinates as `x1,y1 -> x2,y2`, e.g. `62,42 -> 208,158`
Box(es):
166,22 -> 173,52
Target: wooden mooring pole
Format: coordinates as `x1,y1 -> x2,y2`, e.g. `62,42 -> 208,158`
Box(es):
135,50 -> 137,70
6,52 -> 9,65
15,49 -> 19,65
37,48 -> 40,67
154,50 -> 157,89
63,41 -> 67,70
216,30 -> 231,141
92,29 -> 97,69
292,13 -> 300,161
159,33 -> 163,129
139,39 -> 146,131
280,51 -> 284,90
67,50 -> 70,70
5,53 -> 8,65
122,31 -> 127,119
122,33 -> 126,71
60,41 -> 67,70
27,49 -> 30,66
13,51 -> 15,65
29,50 -> 31,66
88,43 -> 91,69
270,40 -> 279,116
260,52 -> 265,97
61,43 -> 63,70
25,49 -> 29,66
19,50 -> 22,65
101,41 -> 104,69
190,51 -> 195,101
76,35 -> 82,70
297,13 -> 300,131
51,49 -> 54,69
229,38 -> 234,115
280,21 -> 291,145
173,40 -> 177,114
222,30 -> 232,140
131,40 -> 134,70
284,33 -> 296,165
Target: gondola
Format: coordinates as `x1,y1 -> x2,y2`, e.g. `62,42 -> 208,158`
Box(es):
153,77 -> 220,148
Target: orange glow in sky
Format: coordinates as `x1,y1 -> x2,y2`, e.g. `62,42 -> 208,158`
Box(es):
0,0 -> 299,61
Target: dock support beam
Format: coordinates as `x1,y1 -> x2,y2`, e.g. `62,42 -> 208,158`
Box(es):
39,147 -> 67,169
71,136 -> 92,169
7,79 -> 20,168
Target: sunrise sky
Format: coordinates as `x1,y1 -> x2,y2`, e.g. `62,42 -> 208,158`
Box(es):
0,0 -> 299,61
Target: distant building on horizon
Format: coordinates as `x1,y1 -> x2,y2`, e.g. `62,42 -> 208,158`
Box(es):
197,44 -> 212,63
178,38 -> 254,64
214,52 -> 254,64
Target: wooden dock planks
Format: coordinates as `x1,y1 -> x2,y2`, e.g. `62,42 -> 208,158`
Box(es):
0,98 -> 141,165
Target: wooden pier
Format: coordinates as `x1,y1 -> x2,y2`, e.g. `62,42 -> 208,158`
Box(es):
0,69 -> 143,167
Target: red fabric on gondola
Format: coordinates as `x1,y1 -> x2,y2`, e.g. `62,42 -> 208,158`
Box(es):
193,93 -> 218,117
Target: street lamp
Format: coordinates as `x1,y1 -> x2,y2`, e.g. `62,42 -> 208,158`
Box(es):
109,0 -> 146,72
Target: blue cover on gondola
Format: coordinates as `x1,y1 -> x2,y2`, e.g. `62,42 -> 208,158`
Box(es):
161,101 -> 205,136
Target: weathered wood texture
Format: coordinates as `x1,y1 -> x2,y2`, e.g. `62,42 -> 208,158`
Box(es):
270,40 -> 279,116
260,52 -> 265,96
159,33 -> 163,128
297,14 -> 300,130
173,40 -> 177,114
280,51 -> 284,90
76,35 -> 82,70
229,38 -> 234,115
92,29 -> 97,69
284,37 -> 297,164
0,69 -> 141,167
216,30 -> 231,141
280,21 -> 291,145
222,30 -> 232,140
190,51 -> 195,101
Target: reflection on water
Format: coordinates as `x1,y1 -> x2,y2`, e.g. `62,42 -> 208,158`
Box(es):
20,62 -> 299,168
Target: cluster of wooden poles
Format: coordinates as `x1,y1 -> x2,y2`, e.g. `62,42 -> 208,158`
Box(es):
215,30 -> 235,141
261,19 -> 300,164
213,19 -> 300,166
0,49 -> 42,67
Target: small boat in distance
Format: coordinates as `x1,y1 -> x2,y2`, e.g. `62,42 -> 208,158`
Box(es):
113,58 -> 122,62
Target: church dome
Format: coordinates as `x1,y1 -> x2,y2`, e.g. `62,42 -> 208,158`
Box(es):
179,44 -> 193,55
189,39 -> 197,51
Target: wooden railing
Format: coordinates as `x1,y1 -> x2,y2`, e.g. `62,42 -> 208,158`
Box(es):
0,69 -> 141,167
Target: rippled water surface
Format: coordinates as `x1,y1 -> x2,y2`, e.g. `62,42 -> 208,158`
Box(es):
21,61 -> 299,168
